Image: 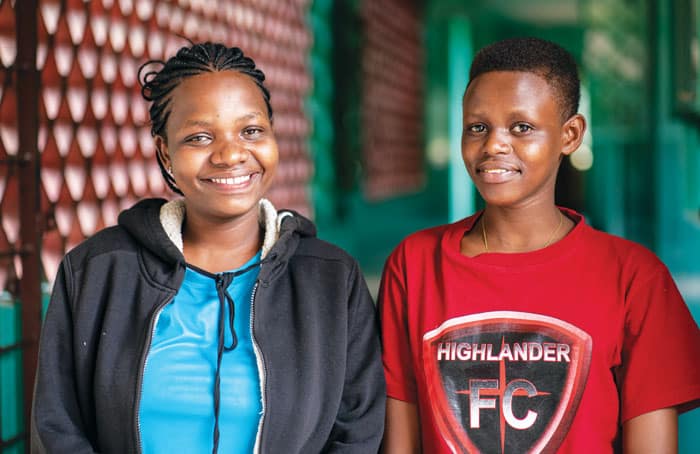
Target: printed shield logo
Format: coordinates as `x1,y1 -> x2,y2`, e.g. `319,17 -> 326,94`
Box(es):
423,311 -> 592,454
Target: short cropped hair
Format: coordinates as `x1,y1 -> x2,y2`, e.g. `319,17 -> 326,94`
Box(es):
468,37 -> 580,120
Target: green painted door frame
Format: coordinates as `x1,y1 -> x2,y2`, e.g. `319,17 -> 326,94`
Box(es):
649,0 -> 700,447
447,17 -> 475,222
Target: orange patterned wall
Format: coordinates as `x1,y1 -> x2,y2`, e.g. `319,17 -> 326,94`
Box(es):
361,0 -> 423,199
0,0 -> 313,293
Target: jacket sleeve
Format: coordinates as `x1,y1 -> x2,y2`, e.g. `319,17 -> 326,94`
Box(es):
323,261 -> 386,453
31,256 -> 99,454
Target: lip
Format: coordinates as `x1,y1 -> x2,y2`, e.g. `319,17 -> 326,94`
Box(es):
475,162 -> 520,183
200,171 -> 261,192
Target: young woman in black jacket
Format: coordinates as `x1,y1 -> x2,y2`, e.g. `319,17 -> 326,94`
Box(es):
32,42 -> 385,454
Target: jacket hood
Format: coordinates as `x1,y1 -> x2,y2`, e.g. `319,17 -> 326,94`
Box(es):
117,198 -> 316,268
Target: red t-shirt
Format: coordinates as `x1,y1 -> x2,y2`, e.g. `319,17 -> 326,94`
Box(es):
379,209 -> 700,453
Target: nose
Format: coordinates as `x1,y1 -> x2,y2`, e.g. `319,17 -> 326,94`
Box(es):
483,130 -> 512,155
210,139 -> 249,167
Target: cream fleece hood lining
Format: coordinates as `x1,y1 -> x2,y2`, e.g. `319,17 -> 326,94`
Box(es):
158,198 -> 289,259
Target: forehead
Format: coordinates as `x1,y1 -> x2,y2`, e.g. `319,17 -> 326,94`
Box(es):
167,70 -> 267,118
463,70 -> 563,117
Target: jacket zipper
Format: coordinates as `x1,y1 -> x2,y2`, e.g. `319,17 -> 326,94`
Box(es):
134,295 -> 173,453
250,281 -> 266,454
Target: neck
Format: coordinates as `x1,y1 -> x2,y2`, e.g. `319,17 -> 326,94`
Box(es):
480,205 -> 568,253
182,208 -> 263,273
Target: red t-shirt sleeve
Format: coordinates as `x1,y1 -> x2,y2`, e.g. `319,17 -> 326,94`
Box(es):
620,264 -> 700,422
378,244 -> 418,403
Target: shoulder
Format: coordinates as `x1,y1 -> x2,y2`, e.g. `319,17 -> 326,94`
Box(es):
580,224 -> 669,281
583,225 -> 663,264
404,223 -> 453,244
63,225 -> 139,268
388,222 -> 455,261
65,197 -> 168,266
294,236 -> 360,271
277,210 -> 360,271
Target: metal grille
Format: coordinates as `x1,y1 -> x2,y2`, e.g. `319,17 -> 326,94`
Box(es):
37,0 -> 313,282
361,0 -> 424,199
1,0 -> 313,451
0,0 -> 19,299
1,1 -> 38,451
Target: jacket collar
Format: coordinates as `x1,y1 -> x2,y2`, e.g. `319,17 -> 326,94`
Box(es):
118,197 -> 317,271
158,198 -> 286,259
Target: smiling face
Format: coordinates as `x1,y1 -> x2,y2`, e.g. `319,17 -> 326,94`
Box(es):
156,70 -> 278,223
461,70 -> 584,209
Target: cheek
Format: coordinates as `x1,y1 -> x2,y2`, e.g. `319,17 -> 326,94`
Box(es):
172,150 -> 205,172
463,159 -> 478,179
261,143 -> 279,171
461,140 -> 479,161
520,141 -> 554,163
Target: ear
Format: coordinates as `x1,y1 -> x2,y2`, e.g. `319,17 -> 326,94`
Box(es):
154,135 -> 172,171
561,113 -> 586,156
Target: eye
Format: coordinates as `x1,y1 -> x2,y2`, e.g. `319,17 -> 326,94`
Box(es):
241,126 -> 264,139
512,123 -> 533,134
465,123 -> 487,134
184,134 -> 212,145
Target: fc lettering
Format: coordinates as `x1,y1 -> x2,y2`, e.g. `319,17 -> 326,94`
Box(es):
469,379 -> 539,430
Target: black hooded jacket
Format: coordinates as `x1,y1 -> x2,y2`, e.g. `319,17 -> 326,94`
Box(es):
31,198 -> 385,453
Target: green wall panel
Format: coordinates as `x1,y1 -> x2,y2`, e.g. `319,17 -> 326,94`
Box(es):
0,293 -> 23,453
447,17 -> 475,222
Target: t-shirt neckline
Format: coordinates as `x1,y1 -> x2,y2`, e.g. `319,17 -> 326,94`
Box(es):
443,207 -> 586,269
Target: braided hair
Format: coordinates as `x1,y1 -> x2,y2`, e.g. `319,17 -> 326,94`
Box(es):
138,42 -> 272,195
467,37 -> 580,121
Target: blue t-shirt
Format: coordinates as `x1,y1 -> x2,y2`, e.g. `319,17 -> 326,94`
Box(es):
139,252 -> 262,453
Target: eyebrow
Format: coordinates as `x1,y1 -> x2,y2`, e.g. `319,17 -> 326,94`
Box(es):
463,109 -> 536,119
182,120 -> 213,128
239,112 -> 265,121
181,112 -> 266,128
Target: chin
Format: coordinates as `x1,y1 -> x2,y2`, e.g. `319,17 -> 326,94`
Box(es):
208,200 -> 260,219
477,191 -> 523,208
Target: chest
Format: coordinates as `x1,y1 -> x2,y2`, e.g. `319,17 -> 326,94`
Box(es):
402,256 -> 627,374
403,257 -> 628,453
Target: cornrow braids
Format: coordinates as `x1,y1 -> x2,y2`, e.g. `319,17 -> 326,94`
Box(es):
467,37 -> 580,121
138,42 -> 272,195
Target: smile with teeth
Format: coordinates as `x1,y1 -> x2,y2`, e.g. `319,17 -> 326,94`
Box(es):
209,174 -> 252,185
480,168 -> 516,174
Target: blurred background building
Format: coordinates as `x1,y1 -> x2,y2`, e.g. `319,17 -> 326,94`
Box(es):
0,0 -> 698,452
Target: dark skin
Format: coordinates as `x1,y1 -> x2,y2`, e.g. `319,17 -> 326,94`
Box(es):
382,70 -> 678,454
154,70 -> 278,273
459,71 -> 580,257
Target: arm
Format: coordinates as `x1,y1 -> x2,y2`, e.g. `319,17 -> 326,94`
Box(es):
323,261 -> 386,453
622,407 -> 678,454
382,398 -> 421,454
618,263 -> 700,444
378,245 -> 423,453
31,258 -> 98,454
